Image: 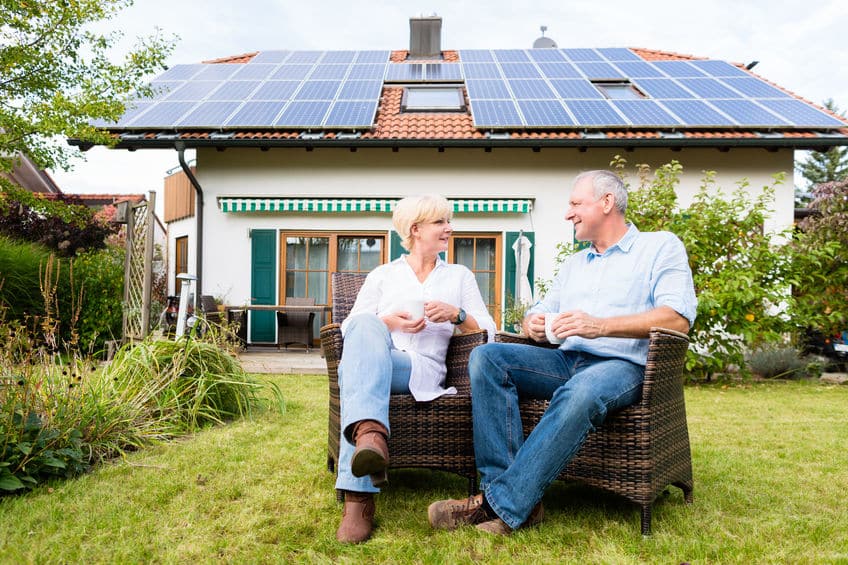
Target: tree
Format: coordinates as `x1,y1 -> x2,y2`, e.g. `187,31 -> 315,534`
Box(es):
795,100 -> 848,197
0,0 -> 174,173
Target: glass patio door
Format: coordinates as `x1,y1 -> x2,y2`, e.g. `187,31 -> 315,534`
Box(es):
450,234 -> 502,327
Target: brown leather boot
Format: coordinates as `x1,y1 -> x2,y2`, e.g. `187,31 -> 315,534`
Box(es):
350,420 -> 389,487
336,491 -> 375,543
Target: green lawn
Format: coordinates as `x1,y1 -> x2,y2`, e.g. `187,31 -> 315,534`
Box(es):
1,376 -> 846,564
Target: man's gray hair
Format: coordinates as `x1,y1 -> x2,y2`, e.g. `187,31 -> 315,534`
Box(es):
574,170 -> 628,214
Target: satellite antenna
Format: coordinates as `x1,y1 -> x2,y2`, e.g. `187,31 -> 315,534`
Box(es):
533,25 -> 557,48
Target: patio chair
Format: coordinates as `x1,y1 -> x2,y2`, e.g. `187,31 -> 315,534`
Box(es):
495,328 -> 694,535
200,295 -> 222,324
322,272 -> 487,499
277,297 -> 316,351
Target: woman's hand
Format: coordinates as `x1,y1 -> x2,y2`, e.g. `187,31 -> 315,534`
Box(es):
423,300 -> 459,324
381,312 -> 426,334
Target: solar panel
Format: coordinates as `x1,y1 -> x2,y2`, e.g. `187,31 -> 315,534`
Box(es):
294,80 -> 341,101
275,100 -> 331,127
688,60 -> 750,77
470,99 -> 522,127
208,81 -> 261,100
596,48 -> 642,62
575,62 -> 624,79
230,64 -> 277,80
337,80 -> 382,100
499,62 -> 541,79
286,51 -> 324,64
526,49 -> 566,63
549,79 -> 604,99
633,78 -> 696,99
517,100 -> 574,126
462,63 -> 502,79
385,64 -> 423,82
563,100 -> 627,125
508,79 -> 556,99
493,49 -> 530,63
164,81 -> 221,101
678,78 -> 741,99
322,51 -> 357,64
720,77 -> 792,99
758,99 -> 846,127
147,81 -> 183,99
709,99 -> 788,126
347,64 -> 387,80
612,100 -> 682,126
224,101 -> 285,127
193,64 -> 241,80
270,65 -> 313,81
309,64 -> 350,80
563,48 -> 603,62
459,50 -> 495,62
177,101 -> 242,127
101,101 -> 154,127
653,61 -> 709,78
324,100 -> 378,127
659,100 -> 734,126
426,64 -> 463,81
465,79 -> 511,99
354,50 -> 391,63
536,62 -> 581,78
250,81 -> 300,100
613,61 -> 665,78
249,51 -> 291,64
125,101 -> 195,127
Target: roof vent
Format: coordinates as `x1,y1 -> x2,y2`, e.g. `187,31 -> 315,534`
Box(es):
409,14 -> 442,59
532,25 -> 557,49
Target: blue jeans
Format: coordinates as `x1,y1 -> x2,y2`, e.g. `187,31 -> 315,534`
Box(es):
335,314 -> 411,494
469,342 -> 644,529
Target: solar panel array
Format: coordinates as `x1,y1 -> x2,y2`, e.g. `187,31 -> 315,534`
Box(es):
458,48 -> 845,129
110,50 -> 391,129
108,47 -> 846,131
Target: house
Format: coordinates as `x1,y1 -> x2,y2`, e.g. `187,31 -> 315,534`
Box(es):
74,16 -> 848,345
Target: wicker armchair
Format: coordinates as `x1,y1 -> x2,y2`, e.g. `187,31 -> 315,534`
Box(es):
277,297 -> 316,351
495,328 -> 694,535
322,272 -> 487,497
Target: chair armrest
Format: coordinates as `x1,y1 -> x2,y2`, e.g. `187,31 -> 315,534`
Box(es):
445,329 -> 488,393
494,331 -> 559,349
320,323 -> 343,370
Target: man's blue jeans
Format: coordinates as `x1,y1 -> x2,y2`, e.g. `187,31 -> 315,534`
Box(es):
469,342 -> 644,529
335,314 -> 411,494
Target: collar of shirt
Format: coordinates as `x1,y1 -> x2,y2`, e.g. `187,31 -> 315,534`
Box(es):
586,223 -> 639,261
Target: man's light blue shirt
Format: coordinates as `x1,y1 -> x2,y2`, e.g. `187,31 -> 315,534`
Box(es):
527,224 -> 697,366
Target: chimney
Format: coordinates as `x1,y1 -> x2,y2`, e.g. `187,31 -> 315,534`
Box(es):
409,14 -> 442,59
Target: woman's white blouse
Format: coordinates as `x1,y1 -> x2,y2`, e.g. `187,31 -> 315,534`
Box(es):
340,256 -> 496,401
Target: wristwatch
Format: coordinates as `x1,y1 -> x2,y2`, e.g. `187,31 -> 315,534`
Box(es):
452,307 -> 466,325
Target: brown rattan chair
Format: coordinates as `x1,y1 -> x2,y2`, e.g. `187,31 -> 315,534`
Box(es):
277,297 -> 316,351
495,328 -> 694,535
322,271 -> 487,498
200,295 -> 222,324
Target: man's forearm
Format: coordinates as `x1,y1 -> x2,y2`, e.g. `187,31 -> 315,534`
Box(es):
598,305 -> 690,338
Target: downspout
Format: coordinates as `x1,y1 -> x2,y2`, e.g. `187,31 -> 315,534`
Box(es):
175,141 -> 203,302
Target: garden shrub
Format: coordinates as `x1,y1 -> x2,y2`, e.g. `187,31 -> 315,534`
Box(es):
72,245 -> 125,353
745,347 -> 808,379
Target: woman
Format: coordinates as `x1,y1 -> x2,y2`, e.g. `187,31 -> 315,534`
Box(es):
335,194 -> 496,543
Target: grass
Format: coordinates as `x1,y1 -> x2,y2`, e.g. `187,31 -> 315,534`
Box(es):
1,376 -> 846,563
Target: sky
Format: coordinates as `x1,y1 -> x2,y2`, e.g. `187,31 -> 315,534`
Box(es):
49,0 -> 848,203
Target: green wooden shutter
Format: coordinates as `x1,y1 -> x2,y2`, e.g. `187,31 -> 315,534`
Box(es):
250,229 -> 277,343
390,231 -> 404,260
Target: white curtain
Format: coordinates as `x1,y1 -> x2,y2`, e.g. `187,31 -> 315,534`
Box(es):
512,235 -> 533,305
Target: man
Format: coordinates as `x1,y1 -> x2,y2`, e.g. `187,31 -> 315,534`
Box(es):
428,170 -> 697,535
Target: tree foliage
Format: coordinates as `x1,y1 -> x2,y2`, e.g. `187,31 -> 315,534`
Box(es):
0,0 -> 174,172
795,100 -> 848,190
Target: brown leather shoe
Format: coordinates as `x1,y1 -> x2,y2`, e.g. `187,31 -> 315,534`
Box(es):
427,494 -> 491,530
336,491 -> 375,544
350,420 -> 389,487
476,502 -> 544,535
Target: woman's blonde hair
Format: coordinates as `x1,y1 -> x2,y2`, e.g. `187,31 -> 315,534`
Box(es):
392,194 -> 452,251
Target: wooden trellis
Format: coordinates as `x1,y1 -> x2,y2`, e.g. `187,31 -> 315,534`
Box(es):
122,192 -> 156,341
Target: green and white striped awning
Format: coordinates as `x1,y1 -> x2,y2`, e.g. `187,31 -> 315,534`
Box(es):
218,197 -> 532,214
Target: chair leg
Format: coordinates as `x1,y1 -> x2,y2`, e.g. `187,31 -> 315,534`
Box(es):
675,480 -> 694,504
327,455 -> 335,473
640,504 -> 652,536
467,477 -> 477,497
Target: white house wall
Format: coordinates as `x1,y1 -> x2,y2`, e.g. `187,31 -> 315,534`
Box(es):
193,146 -> 793,307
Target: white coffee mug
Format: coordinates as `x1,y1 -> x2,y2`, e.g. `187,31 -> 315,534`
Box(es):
397,299 -> 425,321
545,313 -> 564,344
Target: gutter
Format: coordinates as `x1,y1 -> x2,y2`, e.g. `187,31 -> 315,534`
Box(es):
175,141 -> 204,303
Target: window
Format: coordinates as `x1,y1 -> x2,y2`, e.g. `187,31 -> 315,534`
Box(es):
593,80 -> 645,100
402,86 -> 467,112
174,236 -> 188,295
449,234 -> 502,327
